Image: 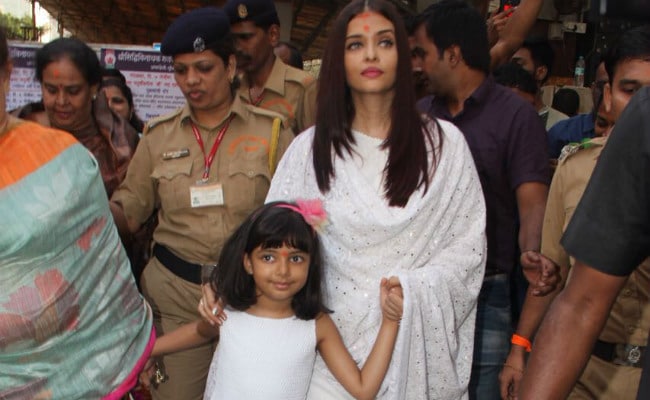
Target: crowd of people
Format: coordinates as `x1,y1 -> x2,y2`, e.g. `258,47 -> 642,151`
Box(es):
1,0 -> 649,399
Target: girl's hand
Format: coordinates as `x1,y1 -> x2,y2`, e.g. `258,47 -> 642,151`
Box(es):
380,276 -> 403,322
198,283 -> 227,326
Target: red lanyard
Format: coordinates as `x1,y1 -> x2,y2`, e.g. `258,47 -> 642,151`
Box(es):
190,115 -> 235,181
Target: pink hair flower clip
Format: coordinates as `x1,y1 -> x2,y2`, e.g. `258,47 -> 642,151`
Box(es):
279,199 -> 329,232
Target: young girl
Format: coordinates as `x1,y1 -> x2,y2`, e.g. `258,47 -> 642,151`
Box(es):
142,200 -> 403,400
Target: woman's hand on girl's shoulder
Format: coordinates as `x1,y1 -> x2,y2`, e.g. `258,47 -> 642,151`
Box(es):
198,283 -> 227,326
380,277 -> 403,323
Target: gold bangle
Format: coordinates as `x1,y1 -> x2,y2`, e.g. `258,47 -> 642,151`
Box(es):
503,363 -> 525,374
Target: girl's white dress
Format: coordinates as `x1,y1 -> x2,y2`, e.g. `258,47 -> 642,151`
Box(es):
266,120 -> 487,399
204,310 -> 316,400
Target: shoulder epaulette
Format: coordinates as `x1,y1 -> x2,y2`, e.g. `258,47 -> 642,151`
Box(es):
558,138 -> 601,163
143,107 -> 184,135
244,103 -> 288,127
285,67 -> 316,86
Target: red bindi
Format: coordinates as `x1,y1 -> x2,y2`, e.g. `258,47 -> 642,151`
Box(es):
53,69 -> 60,78
279,250 -> 289,258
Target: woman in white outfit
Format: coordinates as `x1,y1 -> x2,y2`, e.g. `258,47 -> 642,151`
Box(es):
202,0 -> 486,398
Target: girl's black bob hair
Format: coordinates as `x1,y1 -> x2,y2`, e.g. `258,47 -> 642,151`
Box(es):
211,201 -> 330,320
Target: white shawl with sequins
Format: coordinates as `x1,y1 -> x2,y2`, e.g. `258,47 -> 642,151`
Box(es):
266,119 -> 486,399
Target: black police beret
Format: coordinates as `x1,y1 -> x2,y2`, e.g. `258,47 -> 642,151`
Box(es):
161,7 -> 230,56
223,0 -> 280,27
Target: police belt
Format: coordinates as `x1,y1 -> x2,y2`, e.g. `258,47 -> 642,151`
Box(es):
592,339 -> 646,368
153,243 -> 205,285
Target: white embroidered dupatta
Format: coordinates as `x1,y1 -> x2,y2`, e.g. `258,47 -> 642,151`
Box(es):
266,119 -> 486,399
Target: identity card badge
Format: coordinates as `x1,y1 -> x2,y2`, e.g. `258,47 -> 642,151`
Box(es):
190,182 -> 224,207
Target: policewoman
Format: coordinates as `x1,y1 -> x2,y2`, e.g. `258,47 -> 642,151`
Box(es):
110,8 -> 293,400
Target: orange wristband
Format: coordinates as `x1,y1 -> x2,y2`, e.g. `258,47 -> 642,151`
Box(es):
511,334 -> 532,352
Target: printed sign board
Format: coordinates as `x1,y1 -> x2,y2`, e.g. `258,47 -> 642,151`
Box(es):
7,42 -> 186,122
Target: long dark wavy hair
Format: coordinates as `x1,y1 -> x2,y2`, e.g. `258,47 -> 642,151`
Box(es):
212,201 -> 329,320
313,0 -> 442,207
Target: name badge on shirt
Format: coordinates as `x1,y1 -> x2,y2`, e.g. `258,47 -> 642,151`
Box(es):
190,183 -> 224,207
162,148 -> 190,160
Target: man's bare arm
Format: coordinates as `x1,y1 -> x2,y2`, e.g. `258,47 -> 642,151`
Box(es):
519,260 -> 627,399
490,0 -> 544,69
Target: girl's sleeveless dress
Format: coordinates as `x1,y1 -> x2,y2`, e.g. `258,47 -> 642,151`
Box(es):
204,310 -> 317,400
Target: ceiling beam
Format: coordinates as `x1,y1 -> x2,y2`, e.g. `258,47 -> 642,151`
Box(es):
150,0 -> 169,31
293,0 -> 305,27
298,2 -> 338,54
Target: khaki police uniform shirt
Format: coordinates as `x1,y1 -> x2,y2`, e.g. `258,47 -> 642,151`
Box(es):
111,96 -> 293,265
542,136 -> 650,346
238,56 -> 317,136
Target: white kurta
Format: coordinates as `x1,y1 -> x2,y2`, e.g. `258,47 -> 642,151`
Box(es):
266,119 -> 486,399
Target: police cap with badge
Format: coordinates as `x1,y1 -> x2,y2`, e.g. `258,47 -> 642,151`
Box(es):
223,0 -> 281,27
161,7 -> 231,56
